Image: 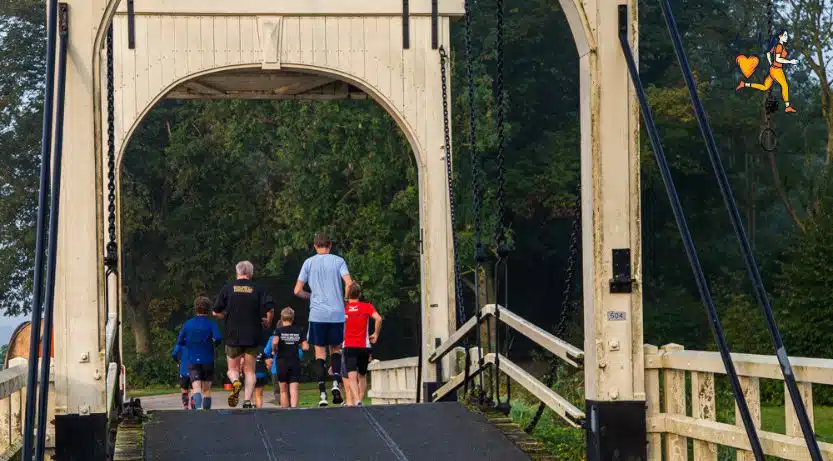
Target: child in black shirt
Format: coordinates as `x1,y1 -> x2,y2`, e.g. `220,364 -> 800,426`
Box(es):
272,307 -> 309,408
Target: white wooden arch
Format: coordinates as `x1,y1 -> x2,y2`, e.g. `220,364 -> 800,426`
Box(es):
54,0 -> 641,440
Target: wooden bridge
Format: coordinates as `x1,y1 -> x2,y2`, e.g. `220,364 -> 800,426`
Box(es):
8,0 -> 831,459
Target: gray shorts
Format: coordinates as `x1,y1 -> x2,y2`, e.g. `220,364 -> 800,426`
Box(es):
225,345 -> 259,359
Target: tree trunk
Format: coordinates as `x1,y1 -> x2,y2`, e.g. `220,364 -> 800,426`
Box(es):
127,300 -> 151,355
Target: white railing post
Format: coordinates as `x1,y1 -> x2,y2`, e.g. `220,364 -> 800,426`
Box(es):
784,382 -> 813,438
734,377 -> 760,461
662,343 -> 687,461
644,344 -> 661,461
691,370 -> 717,461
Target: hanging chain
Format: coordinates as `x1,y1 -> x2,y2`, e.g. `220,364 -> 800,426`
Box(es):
104,25 -> 118,272
526,185 -> 582,433
494,0 -> 508,253
463,0 -> 487,398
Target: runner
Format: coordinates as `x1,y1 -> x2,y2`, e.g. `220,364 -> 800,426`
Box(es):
171,343 -> 190,409
272,307 -> 309,408
343,283 -> 382,406
176,296 -> 222,410
214,261 -> 273,409
263,330 -> 304,404
294,232 -> 353,406
254,350 -> 269,408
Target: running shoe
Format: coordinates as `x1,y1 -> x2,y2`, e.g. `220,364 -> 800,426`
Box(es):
227,379 -> 242,408
242,401 -> 254,409
318,391 -> 329,407
331,385 -> 343,405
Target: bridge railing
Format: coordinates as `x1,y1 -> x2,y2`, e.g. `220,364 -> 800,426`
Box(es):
367,357 -> 420,405
645,343 -> 833,460
0,365 -> 28,459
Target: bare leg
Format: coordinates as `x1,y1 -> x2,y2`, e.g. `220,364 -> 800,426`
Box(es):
290,383 -> 300,408
255,387 -> 264,408
202,381 -> 212,398
344,376 -> 355,406
347,371 -> 361,406
243,353 -> 257,402
279,382 -> 289,408
190,380 -> 204,409
358,374 -> 367,404
226,356 -> 241,383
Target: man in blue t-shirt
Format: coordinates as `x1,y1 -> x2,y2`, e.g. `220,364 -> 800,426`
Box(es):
294,232 -> 352,407
176,296 -> 222,409
171,344 -> 190,409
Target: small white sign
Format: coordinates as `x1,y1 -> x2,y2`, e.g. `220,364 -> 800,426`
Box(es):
607,311 -> 627,321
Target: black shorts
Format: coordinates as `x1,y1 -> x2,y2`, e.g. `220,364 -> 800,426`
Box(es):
188,363 -> 215,382
276,358 -> 301,383
256,376 -> 268,388
179,375 -> 191,390
344,348 -> 370,376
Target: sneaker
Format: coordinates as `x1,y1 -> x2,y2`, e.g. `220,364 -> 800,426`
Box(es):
785,106 -> 797,113
356,402 -> 362,407
318,392 -> 329,407
331,386 -> 343,405
242,400 -> 254,409
227,380 -> 242,408
735,81 -> 745,92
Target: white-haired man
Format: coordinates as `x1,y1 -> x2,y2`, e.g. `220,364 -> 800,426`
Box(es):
214,261 -> 273,409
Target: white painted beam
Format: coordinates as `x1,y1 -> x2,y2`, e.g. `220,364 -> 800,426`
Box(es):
115,0 -> 464,17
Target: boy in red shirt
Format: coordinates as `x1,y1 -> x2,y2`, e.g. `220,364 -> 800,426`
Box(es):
343,283 -> 382,406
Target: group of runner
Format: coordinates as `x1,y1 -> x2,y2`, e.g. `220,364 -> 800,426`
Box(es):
172,232 -> 383,410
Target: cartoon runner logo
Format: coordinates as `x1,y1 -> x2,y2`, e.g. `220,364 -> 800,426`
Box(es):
736,29 -> 799,113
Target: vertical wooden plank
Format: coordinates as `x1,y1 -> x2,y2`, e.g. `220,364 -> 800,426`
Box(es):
134,15 -> 149,113
337,17 -> 350,73
114,15 -> 126,144
174,16 -> 188,80
121,15 -> 137,141
325,16 -> 338,68
0,396 -> 10,452
734,376 -> 760,461
415,17 -> 429,156
644,345 -> 661,461
239,17 -> 256,64
11,390 -> 21,444
226,17 -> 241,66
375,17 -> 392,105
363,17 -> 378,89
388,16 -> 403,112
201,17 -> 215,71
214,16 -> 228,68
401,17 -> 415,133
312,17 -> 327,68
785,382 -> 814,436
281,16 -> 300,64
161,16 -> 176,90
691,371 -> 717,461
145,16 -> 163,108
299,17 -> 314,66
350,17 -> 365,80
187,16 -> 202,75
662,344 -> 687,461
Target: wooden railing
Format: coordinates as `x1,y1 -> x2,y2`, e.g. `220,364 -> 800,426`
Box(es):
367,357 -> 420,405
645,343 -> 833,460
0,365 -> 27,460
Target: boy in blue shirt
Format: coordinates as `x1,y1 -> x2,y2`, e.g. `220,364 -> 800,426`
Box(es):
171,344 -> 190,409
176,296 -> 222,409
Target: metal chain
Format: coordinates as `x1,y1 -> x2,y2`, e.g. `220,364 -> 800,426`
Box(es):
494,0 -> 507,252
526,185 -> 582,433
105,25 -> 118,271
439,47 -> 467,337
463,0 -> 487,398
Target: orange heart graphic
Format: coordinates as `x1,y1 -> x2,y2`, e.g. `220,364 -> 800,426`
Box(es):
736,55 -> 759,78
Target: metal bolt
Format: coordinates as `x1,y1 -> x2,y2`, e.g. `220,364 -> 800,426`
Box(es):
609,339 -> 620,351
79,352 -> 89,363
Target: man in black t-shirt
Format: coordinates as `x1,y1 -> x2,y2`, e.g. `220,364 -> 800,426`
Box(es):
213,261 -> 274,409
271,307 -> 308,408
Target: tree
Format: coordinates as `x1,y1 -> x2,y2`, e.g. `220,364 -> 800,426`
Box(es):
0,0 -> 44,316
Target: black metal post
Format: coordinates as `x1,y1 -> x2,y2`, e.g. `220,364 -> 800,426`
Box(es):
22,0 -> 59,456
402,0 -> 410,49
431,0 -> 438,49
617,6 -> 763,460
127,0 -> 135,49
34,5 -> 68,460
656,1 -> 821,458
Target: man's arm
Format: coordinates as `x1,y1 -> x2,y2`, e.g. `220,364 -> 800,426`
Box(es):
293,280 -> 311,300
176,325 -> 187,346
300,340 -> 310,352
369,312 -> 383,344
213,288 -> 227,319
342,274 -> 353,299
211,321 -> 222,345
